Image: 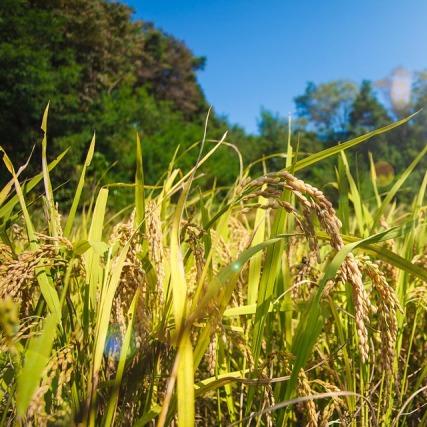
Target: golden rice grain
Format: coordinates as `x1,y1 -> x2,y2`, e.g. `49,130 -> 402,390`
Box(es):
297,368 -> 318,427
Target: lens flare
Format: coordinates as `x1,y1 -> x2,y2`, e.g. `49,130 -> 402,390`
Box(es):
375,160 -> 395,187
104,323 -> 137,361
389,67 -> 412,111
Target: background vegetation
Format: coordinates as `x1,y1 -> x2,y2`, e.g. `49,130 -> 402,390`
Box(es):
1,0 -> 426,201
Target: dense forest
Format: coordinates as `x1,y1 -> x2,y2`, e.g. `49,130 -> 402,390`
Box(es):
1,0 -> 426,202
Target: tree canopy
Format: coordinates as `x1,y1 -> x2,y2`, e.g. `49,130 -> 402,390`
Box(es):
0,0 -> 214,186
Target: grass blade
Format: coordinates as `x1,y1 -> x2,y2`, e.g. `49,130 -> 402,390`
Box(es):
0,149 -> 68,221
16,314 -> 57,418
64,133 -> 95,237
292,113 -> 416,172
371,142 -> 427,230
85,188 -> 109,307
135,132 -> 145,232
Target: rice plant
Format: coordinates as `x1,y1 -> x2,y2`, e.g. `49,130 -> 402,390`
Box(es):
0,106 -> 426,426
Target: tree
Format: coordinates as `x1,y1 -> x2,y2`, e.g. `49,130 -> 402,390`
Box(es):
294,80 -> 357,139
403,70 -> 427,187
0,0 -> 210,187
348,80 -> 393,164
349,80 -> 390,134
410,71 -> 427,144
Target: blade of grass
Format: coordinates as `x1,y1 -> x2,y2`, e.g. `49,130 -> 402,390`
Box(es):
85,188 -> 109,307
336,155 -> 350,234
64,133 -> 95,237
0,149 -> 68,221
316,227 -> 427,282
135,132 -> 145,233
16,314 -> 57,418
0,145 -> 34,208
177,331 -> 195,427
40,103 -> 60,238
247,196 -> 267,305
292,113 -> 416,173
340,151 -> 367,236
371,142 -> 427,230
368,152 -> 381,207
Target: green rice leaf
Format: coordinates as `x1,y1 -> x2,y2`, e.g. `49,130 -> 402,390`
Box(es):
64,133 -> 95,237
292,113 -> 416,172
16,314 -> 57,417
85,188 -> 109,306
135,132 -> 145,232
371,142 -> 427,230
0,149 -> 68,221
177,331 -> 195,427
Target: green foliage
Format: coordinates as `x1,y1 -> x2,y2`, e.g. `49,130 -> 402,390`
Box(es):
294,80 -> 358,136
349,80 -> 390,135
0,0 -> 211,192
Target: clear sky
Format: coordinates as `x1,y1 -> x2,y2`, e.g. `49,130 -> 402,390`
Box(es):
124,0 -> 427,133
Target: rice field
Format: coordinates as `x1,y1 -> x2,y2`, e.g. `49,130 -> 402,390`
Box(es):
0,107 -> 427,426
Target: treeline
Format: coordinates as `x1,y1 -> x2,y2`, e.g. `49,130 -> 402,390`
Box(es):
1,0 -> 426,203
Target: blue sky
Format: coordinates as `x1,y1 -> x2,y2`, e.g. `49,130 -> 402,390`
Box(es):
124,0 -> 427,133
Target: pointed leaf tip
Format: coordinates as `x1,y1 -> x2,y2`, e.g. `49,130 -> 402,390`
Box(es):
41,102 -> 50,133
